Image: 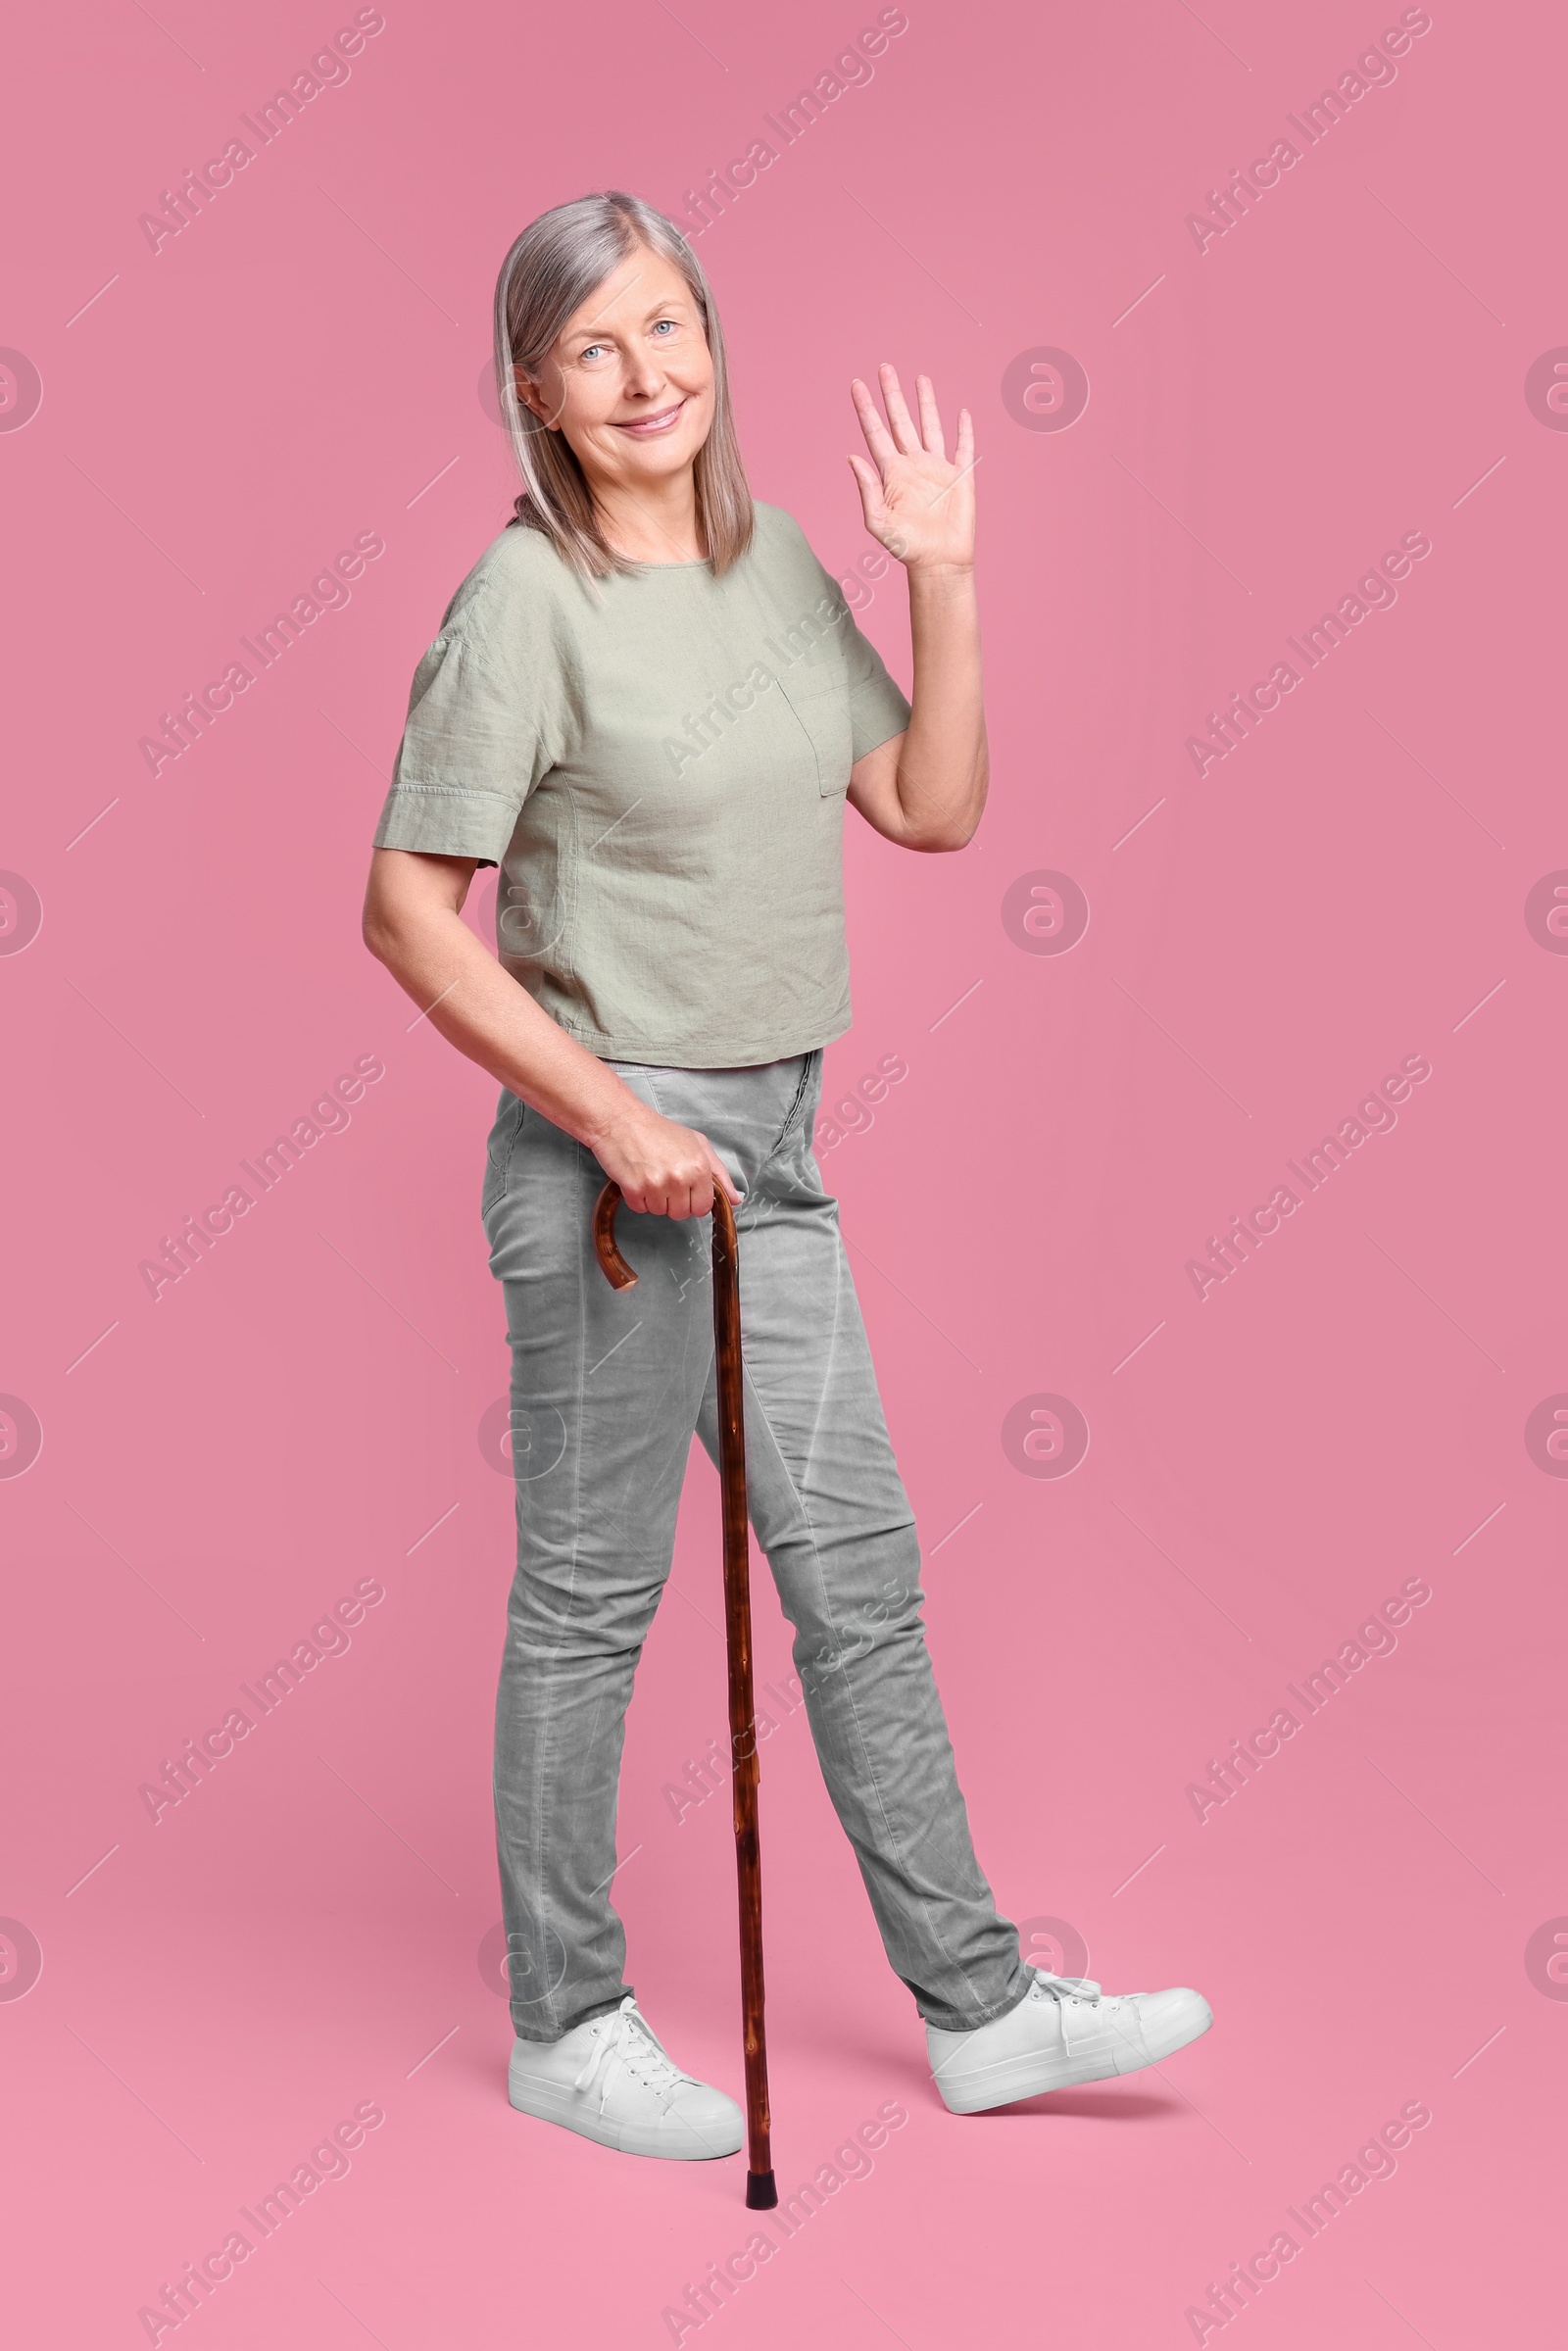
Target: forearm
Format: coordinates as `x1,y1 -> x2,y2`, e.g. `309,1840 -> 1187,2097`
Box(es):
896,562 -> 988,849
366,897 -> 635,1155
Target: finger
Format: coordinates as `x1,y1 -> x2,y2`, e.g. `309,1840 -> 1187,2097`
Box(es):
694,1135 -> 744,1205
914,372 -> 946,462
849,375 -> 900,472
709,1152 -> 744,1205
847,453 -> 886,531
690,1171 -> 714,1219
954,404 -> 975,478
878,363 -> 923,457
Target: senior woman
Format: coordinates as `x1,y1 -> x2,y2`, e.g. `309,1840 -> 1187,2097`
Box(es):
361,190 -> 1210,2164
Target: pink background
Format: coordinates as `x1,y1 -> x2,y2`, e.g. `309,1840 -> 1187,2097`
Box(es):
3,1 -> 1564,2343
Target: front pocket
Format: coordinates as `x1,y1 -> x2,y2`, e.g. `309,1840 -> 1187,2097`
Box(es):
481,1091 -> 524,1218
776,667 -> 854,796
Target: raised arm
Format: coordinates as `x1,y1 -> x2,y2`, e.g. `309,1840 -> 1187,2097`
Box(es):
844,363 -> 988,855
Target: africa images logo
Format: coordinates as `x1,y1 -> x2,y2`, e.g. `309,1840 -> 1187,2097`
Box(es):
0,349 -> 43,432
1001,349 -> 1090,433
1185,1054 -> 1431,1301
0,871 -> 43,954
1002,1395 -> 1090,1479
0,1919 -> 44,2002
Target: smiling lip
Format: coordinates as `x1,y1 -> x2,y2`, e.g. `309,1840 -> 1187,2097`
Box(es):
610,400 -> 686,436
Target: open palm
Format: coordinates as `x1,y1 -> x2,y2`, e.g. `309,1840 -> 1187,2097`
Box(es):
848,363 -> 976,572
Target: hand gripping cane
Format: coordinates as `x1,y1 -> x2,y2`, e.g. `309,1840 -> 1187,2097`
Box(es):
592,1178 -> 778,2209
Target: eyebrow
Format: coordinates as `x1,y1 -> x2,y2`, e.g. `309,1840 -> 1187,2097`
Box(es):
568,281 -> 692,342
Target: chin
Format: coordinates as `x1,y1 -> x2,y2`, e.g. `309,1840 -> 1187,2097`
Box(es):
635,426 -> 707,471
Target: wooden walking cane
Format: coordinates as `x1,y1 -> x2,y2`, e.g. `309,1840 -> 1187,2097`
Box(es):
592,1177 -> 778,2209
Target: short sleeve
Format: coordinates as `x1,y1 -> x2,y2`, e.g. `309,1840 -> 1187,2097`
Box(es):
840,605 -> 912,760
371,557 -> 568,866
783,512 -> 911,760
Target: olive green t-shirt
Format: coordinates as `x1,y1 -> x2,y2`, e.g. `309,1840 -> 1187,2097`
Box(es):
370,500 -> 911,1067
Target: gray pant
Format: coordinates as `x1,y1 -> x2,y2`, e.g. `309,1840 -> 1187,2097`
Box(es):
482,1051 -> 1028,2041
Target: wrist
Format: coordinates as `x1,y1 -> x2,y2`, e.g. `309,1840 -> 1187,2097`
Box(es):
575,1071 -> 648,1161
905,558 -> 976,594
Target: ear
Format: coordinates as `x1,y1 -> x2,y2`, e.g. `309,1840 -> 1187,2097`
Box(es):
513,366 -> 557,430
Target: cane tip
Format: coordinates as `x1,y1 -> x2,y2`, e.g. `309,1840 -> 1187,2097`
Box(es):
745,2169 -> 778,2210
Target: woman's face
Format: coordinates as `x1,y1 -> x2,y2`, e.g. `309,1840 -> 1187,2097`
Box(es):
516,241 -> 715,501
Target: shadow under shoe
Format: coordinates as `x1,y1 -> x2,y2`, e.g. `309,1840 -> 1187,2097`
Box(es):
927,1970 -> 1213,2115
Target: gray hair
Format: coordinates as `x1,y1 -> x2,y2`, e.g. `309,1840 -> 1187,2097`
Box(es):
492,190 -> 754,584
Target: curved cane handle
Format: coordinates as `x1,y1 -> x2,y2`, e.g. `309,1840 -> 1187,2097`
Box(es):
592,1180 -> 638,1291
593,1178 -> 739,1289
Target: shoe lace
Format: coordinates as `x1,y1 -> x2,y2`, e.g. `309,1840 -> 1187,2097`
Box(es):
1028,1968 -> 1103,2057
572,1996 -> 692,2113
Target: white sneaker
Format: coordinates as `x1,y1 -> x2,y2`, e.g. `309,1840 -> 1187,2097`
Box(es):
508,1994 -> 745,2160
928,1968 -> 1212,2113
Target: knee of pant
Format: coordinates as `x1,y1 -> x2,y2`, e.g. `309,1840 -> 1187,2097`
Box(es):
505,1585 -> 661,1665
792,1597 -> 924,1685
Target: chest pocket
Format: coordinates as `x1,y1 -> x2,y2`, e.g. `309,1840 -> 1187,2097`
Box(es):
776,660 -> 854,797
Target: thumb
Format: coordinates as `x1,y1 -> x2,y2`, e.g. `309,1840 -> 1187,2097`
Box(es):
708,1146 -> 744,1205
847,454 -> 883,529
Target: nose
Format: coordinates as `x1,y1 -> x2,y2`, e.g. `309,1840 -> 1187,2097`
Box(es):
619,346 -> 666,402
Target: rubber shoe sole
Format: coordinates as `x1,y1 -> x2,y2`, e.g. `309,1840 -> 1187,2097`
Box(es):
508,2050 -> 745,2161
935,1987 -> 1213,2115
